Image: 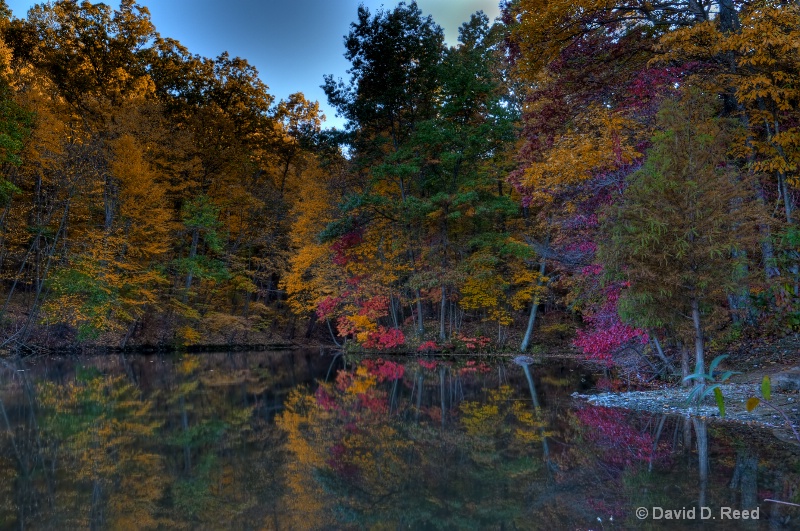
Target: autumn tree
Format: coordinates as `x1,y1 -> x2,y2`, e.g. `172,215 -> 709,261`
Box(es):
600,93 -> 765,381
0,30 -> 34,337
0,34 -> 30,185
322,1 -> 445,338
42,132 -> 170,341
406,13 -> 519,342
652,0 -> 800,327
281,146 -> 352,341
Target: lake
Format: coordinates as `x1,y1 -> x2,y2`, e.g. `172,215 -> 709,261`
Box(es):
0,350 -> 797,529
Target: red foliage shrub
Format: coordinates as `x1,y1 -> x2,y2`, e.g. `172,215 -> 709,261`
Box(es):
573,281 -> 648,365
363,327 -> 405,350
455,334 -> 491,351
417,340 -> 438,353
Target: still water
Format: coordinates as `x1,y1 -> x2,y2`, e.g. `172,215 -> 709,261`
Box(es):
0,350 -> 797,530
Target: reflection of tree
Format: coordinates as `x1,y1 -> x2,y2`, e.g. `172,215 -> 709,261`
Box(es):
0,364 -> 56,528
729,450 -> 758,511
693,417 -> 709,508
0,350 -> 334,529
574,406 -> 669,468
565,405 -> 673,524
0,455 -> 15,527
460,386 -> 545,463
157,355 -> 262,527
276,364 -> 408,529
275,388 -> 337,529
37,372 -> 165,529
434,385 -> 547,528
276,360 -> 549,529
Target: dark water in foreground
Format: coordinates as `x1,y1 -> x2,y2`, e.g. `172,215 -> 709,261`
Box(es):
0,351 -> 798,530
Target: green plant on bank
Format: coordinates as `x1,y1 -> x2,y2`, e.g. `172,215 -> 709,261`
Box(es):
685,358 -> 800,445
746,376 -> 800,444
683,355 -> 740,417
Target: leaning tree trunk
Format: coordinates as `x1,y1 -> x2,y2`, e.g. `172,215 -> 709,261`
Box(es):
520,258 -> 546,352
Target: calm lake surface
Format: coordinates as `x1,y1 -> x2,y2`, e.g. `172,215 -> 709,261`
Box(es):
0,350 -> 797,530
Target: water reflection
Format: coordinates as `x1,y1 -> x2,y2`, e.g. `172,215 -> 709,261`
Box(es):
0,352 -> 797,529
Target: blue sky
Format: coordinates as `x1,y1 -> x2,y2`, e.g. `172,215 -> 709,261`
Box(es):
6,1 -> 501,129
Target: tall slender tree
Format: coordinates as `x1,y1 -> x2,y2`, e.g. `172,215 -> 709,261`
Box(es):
600,92 -> 766,380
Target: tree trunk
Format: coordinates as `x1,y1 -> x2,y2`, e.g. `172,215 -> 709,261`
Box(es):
779,167 -> 794,224
439,285 -> 446,342
303,311 -> 317,340
183,227 -> 200,303
120,318 -> 138,349
104,174 -> 115,233
389,291 -> 399,329
415,289 -> 424,336
680,343 -> 690,388
691,295 -> 705,385
520,258 -> 546,352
